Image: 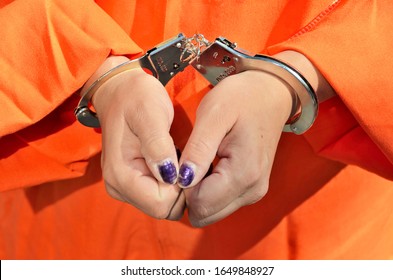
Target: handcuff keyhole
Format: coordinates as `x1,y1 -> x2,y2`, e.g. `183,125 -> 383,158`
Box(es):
221,56 -> 231,64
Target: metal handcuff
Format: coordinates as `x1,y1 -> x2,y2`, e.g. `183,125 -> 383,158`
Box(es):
74,33 -> 318,134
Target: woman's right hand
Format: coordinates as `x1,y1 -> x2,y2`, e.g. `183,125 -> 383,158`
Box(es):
86,56 -> 185,220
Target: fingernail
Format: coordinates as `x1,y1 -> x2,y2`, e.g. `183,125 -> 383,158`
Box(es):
158,160 -> 177,184
178,163 -> 195,187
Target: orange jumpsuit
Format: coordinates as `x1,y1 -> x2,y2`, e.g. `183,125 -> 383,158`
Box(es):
1,0 -> 393,259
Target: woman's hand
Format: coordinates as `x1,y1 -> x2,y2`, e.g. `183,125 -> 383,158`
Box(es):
178,69 -> 292,226
86,56 -> 185,220
179,50 -> 335,227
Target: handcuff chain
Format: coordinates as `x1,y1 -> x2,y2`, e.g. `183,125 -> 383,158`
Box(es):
180,34 -> 211,62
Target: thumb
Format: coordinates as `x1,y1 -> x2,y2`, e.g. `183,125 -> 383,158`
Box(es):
126,74 -> 179,185
178,96 -> 236,188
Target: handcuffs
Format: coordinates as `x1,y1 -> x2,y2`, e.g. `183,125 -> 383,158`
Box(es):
74,33 -> 318,134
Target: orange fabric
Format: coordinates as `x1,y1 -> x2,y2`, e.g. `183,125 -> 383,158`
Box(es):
1,0 -> 393,259
268,0 -> 393,180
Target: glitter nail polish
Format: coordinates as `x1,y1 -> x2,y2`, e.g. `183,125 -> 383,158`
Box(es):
158,160 -> 177,184
178,163 -> 195,187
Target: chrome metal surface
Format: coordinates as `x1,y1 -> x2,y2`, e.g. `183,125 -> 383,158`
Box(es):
191,37 -> 318,134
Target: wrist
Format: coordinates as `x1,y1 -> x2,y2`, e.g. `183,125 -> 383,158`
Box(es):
272,51 -> 336,103
91,67 -> 147,120
241,69 -> 295,128
81,55 -> 131,96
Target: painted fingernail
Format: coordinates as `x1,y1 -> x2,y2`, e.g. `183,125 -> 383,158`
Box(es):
158,160 -> 177,184
178,163 -> 195,187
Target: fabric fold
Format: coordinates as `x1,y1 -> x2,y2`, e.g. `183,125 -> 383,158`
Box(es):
0,0 -> 141,137
268,0 -> 393,178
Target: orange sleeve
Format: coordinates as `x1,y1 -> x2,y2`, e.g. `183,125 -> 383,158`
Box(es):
0,0 -> 141,137
0,0 -> 142,191
268,0 -> 393,179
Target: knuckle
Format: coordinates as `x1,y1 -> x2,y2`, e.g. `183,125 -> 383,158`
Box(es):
187,195 -> 211,220
101,160 -> 135,198
234,165 -> 262,191
141,132 -> 173,160
186,137 -> 214,158
105,184 -> 122,200
103,169 -> 174,219
190,218 -> 210,228
189,207 -> 212,228
234,153 -> 268,190
101,165 -> 119,189
148,200 -> 174,219
231,155 -> 270,205
245,166 -> 263,187
166,210 -> 184,221
237,174 -> 269,206
101,157 -> 177,220
244,182 -> 269,205
192,204 -> 211,220
101,162 -> 125,189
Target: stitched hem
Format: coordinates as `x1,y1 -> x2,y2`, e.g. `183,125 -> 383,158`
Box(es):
288,0 -> 343,40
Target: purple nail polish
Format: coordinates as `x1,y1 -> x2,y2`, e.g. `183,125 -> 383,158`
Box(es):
158,160 -> 177,184
178,164 -> 195,187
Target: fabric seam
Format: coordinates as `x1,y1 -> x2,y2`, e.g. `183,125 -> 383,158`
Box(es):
287,0 -> 343,41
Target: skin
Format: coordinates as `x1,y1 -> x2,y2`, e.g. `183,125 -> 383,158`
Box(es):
86,57 -> 185,221
84,51 -> 335,226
